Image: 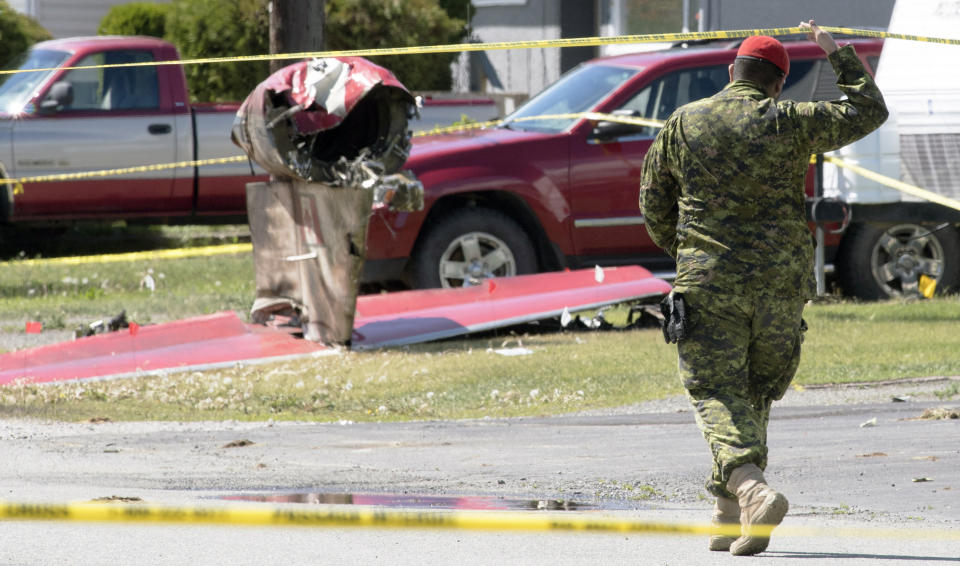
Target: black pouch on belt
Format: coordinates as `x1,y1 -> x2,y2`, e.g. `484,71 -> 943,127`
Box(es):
659,292 -> 689,344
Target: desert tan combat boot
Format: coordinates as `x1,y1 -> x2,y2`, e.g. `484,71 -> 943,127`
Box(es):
725,463 -> 789,556
708,495 -> 741,551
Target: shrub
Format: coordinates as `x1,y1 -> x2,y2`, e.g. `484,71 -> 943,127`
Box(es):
438,0 -> 472,22
164,0 -> 270,102
0,0 -> 52,69
98,2 -> 171,38
326,0 -> 466,91
95,0 -> 467,101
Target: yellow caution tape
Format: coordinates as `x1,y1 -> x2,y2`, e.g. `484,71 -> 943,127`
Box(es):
415,119 -> 502,136
0,27 -> 810,76
1,17 -> 956,227
414,112 -> 665,137
5,243 -> 252,267
4,116 -> 955,222
1,155 -> 251,194
824,26 -> 960,46
823,155 -> 960,213
2,112 -> 655,188
1,500 -> 959,540
2,25 -> 956,76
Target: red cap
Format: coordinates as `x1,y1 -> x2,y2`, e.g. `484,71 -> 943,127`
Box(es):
736,35 -> 789,76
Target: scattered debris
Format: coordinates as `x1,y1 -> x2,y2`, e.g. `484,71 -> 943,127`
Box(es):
914,407 -> 960,420
231,56 -> 422,209
222,439 -> 255,449
860,417 -> 878,428
627,304 -> 664,329
1,268 -> 671,383
562,309 -> 614,330
140,272 -> 156,292
491,347 -> 534,356
912,455 -> 939,461
90,496 -> 144,503
912,477 -> 934,483
75,310 -> 129,339
856,452 -> 887,458
87,417 -> 112,424
235,56 -> 424,345
556,303 -> 662,332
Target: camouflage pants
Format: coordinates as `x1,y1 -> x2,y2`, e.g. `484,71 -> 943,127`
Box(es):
676,289 -> 806,498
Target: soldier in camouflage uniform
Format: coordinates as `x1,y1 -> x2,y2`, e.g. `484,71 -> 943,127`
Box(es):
640,21 -> 887,555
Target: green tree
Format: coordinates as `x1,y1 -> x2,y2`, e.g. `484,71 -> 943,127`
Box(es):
437,0 -> 472,23
98,2 -> 171,38
326,0 -> 466,91
99,0 -> 467,102
0,0 -> 52,69
165,0 -> 270,102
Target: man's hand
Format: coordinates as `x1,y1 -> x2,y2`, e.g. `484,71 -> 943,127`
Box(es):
800,20 -> 838,54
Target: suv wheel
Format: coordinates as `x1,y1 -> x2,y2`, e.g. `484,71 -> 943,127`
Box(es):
838,223 -> 960,300
409,208 -> 537,289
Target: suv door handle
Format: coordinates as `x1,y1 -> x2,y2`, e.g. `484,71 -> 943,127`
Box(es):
148,123 -> 172,135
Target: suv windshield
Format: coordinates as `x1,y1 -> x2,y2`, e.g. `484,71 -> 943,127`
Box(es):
0,48 -> 70,115
503,63 -> 639,133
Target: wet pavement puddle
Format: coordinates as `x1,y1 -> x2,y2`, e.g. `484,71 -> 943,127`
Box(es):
220,492 -> 602,511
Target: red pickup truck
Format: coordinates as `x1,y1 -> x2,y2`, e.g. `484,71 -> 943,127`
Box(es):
370,37 -> 960,300
0,36 -> 261,223
5,36 -> 958,300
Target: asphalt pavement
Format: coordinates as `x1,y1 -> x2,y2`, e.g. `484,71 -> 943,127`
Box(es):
0,384 -> 957,565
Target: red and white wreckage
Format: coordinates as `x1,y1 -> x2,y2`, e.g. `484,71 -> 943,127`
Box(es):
0,57 -> 671,384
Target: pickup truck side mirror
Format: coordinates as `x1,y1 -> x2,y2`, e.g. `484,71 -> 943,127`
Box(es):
39,81 -> 74,114
592,109 -> 648,141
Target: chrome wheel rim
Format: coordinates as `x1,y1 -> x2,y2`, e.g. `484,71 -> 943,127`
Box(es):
438,232 -> 517,288
870,224 -> 945,298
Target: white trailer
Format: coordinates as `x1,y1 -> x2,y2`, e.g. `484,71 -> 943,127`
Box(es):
822,0 -> 960,299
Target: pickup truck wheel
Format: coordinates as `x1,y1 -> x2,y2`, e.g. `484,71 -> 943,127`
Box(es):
410,208 -> 537,289
838,223 -> 960,300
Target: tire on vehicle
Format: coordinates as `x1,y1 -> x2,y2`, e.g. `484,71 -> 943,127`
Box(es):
409,208 -> 537,289
837,222 -> 960,300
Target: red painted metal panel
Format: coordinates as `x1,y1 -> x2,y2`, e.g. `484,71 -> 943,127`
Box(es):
0,312 -> 326,385
0,267 -> 670,384
352,266 -> 670,348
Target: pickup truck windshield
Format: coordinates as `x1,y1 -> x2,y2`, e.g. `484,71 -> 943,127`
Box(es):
0,49 -> 70,115
502,63 -> 639,133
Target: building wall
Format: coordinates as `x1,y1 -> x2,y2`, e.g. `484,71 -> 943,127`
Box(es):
468,0 -> 562,96
467,0 -> 897,98
701,0 -> 895,31
13,0 -> 171,39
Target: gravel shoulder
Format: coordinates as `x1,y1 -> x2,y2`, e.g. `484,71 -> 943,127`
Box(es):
1,376 -> 956,514
0,376 -> 957,565
2,326 -> 958,521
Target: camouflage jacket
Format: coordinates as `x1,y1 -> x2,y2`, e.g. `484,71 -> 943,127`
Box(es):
640,45 -> 888,299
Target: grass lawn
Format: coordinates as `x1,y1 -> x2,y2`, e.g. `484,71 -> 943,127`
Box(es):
1,245 -> 959,422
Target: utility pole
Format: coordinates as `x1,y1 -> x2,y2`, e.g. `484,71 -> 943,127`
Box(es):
270,0 -> 326,73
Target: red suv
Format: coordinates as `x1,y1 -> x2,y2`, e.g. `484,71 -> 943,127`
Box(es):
363,39 -> 886,293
